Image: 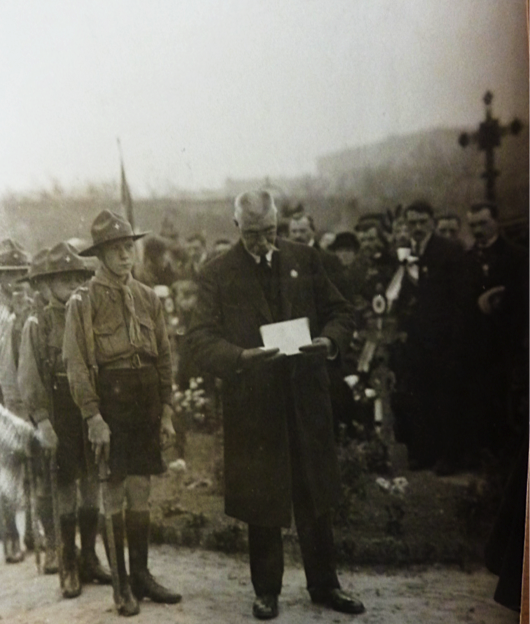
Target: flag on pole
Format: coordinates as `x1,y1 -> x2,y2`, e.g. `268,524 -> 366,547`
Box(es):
117,138 -> 135,232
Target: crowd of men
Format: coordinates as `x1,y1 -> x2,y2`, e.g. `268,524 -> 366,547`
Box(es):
136,197 -> 528,477
0,192 -> 526,618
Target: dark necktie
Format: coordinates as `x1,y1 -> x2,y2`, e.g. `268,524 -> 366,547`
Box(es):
259,255 -> 270,270
256,254 -> 273,306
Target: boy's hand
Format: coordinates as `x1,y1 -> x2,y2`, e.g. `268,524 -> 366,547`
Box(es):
160,404 -> 177,450
37,418 -> 58,453
87,413 -> 111,466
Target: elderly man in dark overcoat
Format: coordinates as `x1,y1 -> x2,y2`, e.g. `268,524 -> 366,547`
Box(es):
186,190 -> 364,620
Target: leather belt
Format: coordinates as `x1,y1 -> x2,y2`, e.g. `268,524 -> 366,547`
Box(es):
100,353 -> 155,370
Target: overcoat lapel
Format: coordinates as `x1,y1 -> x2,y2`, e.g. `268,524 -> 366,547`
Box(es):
230,242 -> 273,324
277,239 -> 300,321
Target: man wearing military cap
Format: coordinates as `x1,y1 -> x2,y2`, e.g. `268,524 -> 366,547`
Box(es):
64,210 -> 180,616
0,239 -> 32,564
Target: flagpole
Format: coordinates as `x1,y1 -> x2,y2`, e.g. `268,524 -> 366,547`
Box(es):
116,138 -> 140,264
116,137 -> 136,233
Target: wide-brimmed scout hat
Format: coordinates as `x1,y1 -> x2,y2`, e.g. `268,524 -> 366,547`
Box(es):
17,247 -> 50,283
80,210 -> 148,257
42,242 -> 95,277
0,239 -> 31,272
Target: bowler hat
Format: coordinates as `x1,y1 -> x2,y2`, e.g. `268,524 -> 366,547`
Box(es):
80,210 -> 148,256
17,248 -> 50,283
0,239 -> 31,272
43,242 -> 95,277
328,231 -> 359,252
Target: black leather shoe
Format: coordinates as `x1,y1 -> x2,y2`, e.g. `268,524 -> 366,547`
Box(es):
130,569 -> 182,604
311,588 -> 365,614
252,595 -> 279,620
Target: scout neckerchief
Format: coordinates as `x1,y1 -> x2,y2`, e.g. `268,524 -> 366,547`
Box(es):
93,264 -> 143,348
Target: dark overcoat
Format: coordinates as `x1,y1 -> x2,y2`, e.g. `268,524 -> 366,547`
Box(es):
392,234 -> 465,466
460,236 -> 528,367
186,239 -> 356,527
398,233 -> 464,359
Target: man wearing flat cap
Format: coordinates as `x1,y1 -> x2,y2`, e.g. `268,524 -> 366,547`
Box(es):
63,210 -> 180,616
187,190 -> 365,619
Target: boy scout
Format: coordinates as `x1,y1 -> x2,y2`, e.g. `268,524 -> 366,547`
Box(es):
63,210 -> 180,617
0,239 -> 32,564
17,247 -> 58,574
18,242 -> 111,597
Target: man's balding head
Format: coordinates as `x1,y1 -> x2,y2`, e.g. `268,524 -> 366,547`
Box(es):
234,190 -> 278,257
234,190 -> 278,228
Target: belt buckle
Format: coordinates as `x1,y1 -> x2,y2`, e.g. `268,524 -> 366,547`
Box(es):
131,353 -> 141,369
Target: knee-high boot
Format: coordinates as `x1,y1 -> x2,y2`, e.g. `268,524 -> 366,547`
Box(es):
38,494 -> 58,574
59,513 -> 81,598
78,507 -> 111,584
102,513 -> 139,617
126,510 -> 181,604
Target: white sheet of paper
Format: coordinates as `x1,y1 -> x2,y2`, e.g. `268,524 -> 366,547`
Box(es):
259,317 -> 312,356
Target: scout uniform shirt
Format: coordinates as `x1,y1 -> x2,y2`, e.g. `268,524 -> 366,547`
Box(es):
0,300 -> 31,419
63,264 -> 173,420
18,293 -> 53,424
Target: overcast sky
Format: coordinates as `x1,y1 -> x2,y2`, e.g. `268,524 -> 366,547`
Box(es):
0,0 -> 527,195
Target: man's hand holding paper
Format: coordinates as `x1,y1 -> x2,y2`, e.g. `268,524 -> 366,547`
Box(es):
239,347 -> 284,369
260,317 -> 336,359
298,336 -> 335,359
260,317 -> 312,356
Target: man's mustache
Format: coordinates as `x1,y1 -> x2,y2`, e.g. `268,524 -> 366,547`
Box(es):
259,241 -> 279,252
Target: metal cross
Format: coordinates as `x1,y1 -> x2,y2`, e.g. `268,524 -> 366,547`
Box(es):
458,91 -> 523,201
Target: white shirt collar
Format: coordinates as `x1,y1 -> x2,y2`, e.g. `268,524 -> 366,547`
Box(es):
413,232 -> 433,257
248,249 -> 274,266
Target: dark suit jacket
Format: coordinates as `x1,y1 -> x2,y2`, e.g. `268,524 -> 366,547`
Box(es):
186,239 -> 356,527
398,233 -> 464,361
314,243 -> 349,297
461,236 -> 528,369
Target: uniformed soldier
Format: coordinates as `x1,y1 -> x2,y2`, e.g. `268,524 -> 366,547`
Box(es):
19,242 -> 112,596
63,210 -> 180,617
0,239 -> 32,564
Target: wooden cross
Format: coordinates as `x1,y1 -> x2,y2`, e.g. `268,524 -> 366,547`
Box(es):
459,91 -> 523,201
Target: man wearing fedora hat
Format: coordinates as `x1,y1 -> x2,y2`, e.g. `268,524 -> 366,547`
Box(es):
0,239 -> 34,565
19,242 -> 112,596
63,210 -> 180,616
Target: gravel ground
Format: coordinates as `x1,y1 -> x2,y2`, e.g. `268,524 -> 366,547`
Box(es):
0,542 -> 520,624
